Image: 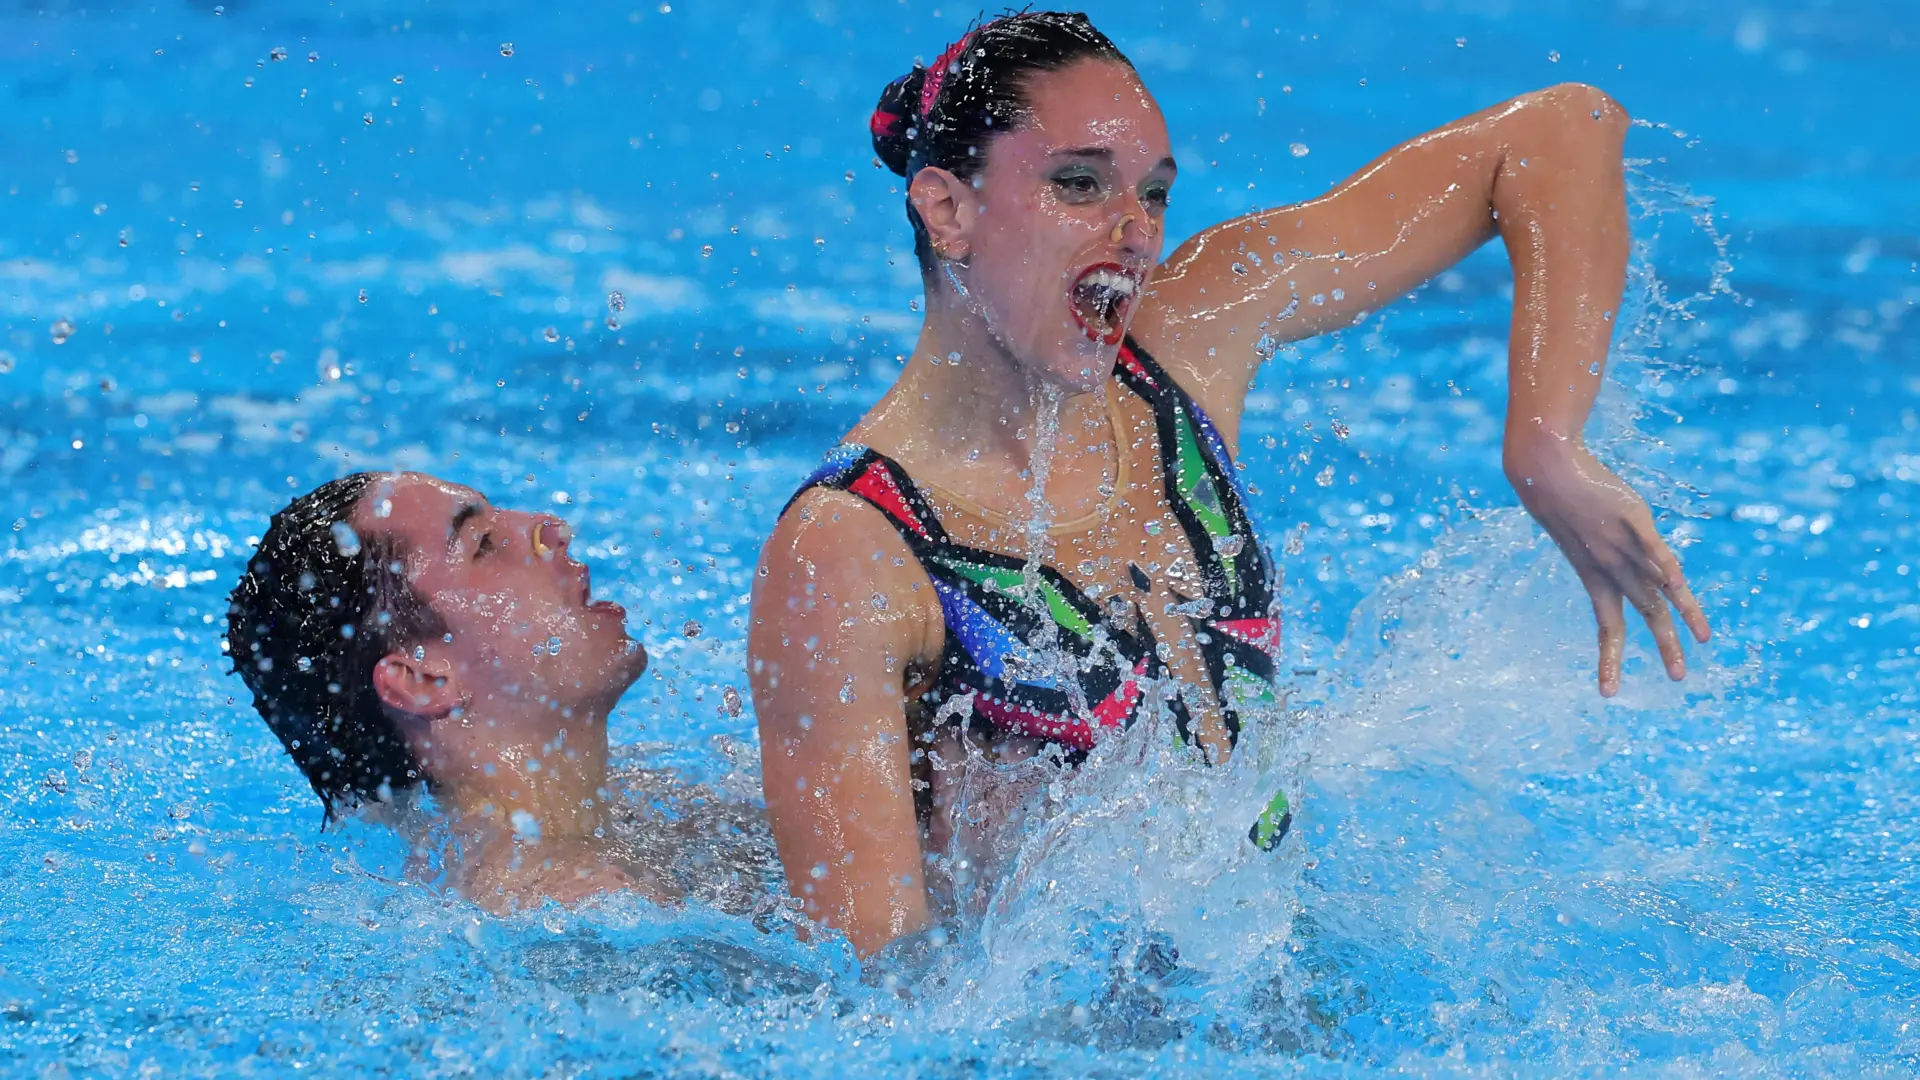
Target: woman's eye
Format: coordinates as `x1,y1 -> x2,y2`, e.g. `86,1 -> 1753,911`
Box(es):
1052,171 -> 1103,200
1142,185 -> 1171,209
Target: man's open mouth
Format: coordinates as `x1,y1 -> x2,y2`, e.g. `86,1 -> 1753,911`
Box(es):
1068,263 -> 1139,345
581,568 -> 625,619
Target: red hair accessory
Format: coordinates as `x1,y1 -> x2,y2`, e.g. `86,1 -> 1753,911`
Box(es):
920,30 -> 978,118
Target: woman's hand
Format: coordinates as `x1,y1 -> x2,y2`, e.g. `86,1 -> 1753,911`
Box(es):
1506,437 -> 1711,696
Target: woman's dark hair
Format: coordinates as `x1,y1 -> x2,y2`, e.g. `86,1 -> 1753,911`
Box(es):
227,473 -> 446,822
869,10 -> 1134,270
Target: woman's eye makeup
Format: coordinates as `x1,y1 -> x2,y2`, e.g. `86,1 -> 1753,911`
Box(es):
1141,182 -> 1172,208
1050,167 -> 1105,200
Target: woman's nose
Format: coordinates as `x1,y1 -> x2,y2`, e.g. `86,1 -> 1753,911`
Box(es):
1113,195 -> 1160,250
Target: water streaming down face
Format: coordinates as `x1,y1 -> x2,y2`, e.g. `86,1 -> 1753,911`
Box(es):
3,1 -> 1918,1075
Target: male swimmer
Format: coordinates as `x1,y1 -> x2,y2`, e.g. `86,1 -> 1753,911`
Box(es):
227,472 -> 665,913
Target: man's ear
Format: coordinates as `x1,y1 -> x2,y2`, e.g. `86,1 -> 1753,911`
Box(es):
371,650 -> 460,721
908,165 -> 976,261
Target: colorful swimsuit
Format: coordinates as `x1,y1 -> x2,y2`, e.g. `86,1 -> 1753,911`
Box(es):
786,338 -> 1292,847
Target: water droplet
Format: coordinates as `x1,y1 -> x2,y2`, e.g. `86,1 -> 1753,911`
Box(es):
543,326 -> 560,343
0,351 -> 14,374
1331,419 -> 1350,440
1288,142 -> 1310,158
356,288 -> 369,303
682,619 -> 703,638
870,591 -> 889,611
412,645 -> 426,661
1144,519 -> 1164,536
1547,50 -> 1561,62
269,46 -> 287,61
700,244 -> 714,257
307,51 -> 319,63
50,319 -> 75,345
44,770 -> 68,795
839,677 -> 857,704
1315,465 -> 1336,487
499,42 -> 515,57
607,291 -> 626,312
362,112 -> 374,125
722,687 -> 743,716
509,809 -> 541,841
1216,535 -> 1246,558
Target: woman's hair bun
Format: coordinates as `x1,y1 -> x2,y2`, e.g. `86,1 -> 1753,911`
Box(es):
869,66 -> 925,177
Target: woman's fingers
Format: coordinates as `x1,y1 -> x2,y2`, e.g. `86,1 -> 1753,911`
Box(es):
1628,581 -> 1689,681
1652,542 -> 1712,643
1588,581 -> 1626,698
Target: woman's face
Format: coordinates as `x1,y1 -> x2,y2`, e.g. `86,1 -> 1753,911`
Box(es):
949,59 -> 1175,390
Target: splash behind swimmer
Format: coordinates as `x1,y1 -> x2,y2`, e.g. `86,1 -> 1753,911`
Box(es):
228,472 -> 660,912
751,12 -> 1712,955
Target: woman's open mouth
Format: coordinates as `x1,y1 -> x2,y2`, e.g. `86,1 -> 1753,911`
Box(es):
1068,263 -> 1139,346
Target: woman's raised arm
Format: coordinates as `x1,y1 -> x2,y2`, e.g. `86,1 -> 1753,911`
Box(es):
749,491 -> 943,955
1133,82 -> 1710,695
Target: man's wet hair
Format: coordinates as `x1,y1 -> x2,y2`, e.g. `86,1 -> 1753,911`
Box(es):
868,10 -> 1134,271
227,473 -> 447,821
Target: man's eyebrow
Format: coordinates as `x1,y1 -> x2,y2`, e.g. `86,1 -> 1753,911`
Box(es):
447,502 -> 482,552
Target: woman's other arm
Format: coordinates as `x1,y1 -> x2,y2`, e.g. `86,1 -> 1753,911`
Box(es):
1134,83 -> 1709,695
749,491 -> 942,955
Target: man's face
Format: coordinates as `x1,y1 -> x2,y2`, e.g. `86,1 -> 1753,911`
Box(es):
354,473 -> 647,718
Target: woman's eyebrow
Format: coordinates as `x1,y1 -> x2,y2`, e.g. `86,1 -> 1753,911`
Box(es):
1047,148 -> 1177,176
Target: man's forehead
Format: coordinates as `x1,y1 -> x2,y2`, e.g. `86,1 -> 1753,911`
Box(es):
353,473 -> 485,542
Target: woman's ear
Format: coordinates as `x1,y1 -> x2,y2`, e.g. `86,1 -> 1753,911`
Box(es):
908,165 -> 976,261
371,650 -> 460,720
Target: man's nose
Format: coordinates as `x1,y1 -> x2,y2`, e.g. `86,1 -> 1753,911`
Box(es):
530,515 -> 572,559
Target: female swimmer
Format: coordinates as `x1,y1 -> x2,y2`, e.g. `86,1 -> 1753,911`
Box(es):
749,12 -> 1711,955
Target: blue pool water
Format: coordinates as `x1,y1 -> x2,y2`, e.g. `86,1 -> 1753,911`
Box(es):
3,1 -> 1917,1075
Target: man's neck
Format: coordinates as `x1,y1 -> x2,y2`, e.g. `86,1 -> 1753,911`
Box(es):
436,708 -> 613,849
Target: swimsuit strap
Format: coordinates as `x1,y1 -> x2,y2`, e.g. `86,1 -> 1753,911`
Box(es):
784,443 -> 1160,753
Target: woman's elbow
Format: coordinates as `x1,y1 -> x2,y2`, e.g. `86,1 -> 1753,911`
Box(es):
1526,82 -> 1630,144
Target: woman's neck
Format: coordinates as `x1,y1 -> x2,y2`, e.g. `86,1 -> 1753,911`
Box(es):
879,290 -> 1117,498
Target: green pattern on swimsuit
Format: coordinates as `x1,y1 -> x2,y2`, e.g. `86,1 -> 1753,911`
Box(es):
933,557 -> 1095,641
1171,403 -> 1237,591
